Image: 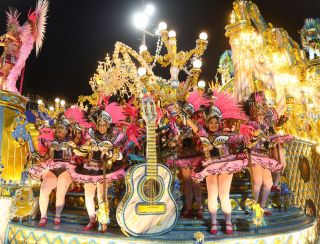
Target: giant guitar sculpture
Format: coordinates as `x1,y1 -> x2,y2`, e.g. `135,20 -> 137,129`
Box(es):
117,95 -> 178,236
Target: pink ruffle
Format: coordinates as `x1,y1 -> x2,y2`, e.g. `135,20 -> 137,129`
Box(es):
28,160 -> 74,179
201,154 -> 246,166
192,159 -> 248,182
270,134 -> 294,145
67,164 -> 126,184
245,154 -> 282,173
166,155 -> 203,168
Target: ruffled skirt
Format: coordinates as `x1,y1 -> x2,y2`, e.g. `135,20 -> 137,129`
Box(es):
245,153 -> 283,173
192,154 -> 248,182
28,160 -> 74,180
166,155 -> 203,169
270,134 -> 294,145
68,161 -> 126,184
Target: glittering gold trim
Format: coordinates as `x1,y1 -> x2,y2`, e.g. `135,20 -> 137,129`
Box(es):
5,218 -> 317,244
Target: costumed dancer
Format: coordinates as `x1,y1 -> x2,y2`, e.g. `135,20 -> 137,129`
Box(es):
64,106 -> 91,192
0,0 -> 48,93
29,115 -> 75,227
70,99 -> 127,232
166,91 -> 210,219
264,107 -> 293,192
243,91 -> 291,215
186,91 -> 248,235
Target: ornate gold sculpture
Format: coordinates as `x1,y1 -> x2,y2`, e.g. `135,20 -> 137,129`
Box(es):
85,24 -> 208,105
226,0 -> 306,104
10,187 -> 35,219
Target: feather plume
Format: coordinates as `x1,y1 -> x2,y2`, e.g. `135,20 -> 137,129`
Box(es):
239,124 -> 255,141
6,35 -> 34,93
254,93 -> 265,104
65,107 -> 91,128
121,121 -> 144,149
33,0 -> 49,56
187,91 -> 211,112
212,91 -> 247,121
123,99 -> 139,120
6,8 -> 20,31
105,102 -> 126,124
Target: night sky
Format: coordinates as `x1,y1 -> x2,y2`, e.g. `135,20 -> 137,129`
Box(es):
0,0 -> 319,103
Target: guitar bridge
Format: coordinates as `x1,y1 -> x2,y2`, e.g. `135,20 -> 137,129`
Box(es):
136,202 -> 166,215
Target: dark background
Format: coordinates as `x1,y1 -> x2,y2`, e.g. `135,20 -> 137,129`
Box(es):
0,0 -> 319,102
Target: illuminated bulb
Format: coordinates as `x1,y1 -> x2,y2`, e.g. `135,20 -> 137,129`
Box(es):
133,12 -> 148,29
158,22 -> 167,31
198,80 -> 206,88
55,98 -> 60,103
193,59 -> 202,69
137,67 -> 147,77
168,30 -> 176,38
199,32 -> 208,40
37,99 -> 43,105
139,44 -> 148,53
60,100 -> 65,106
49,106 -> 54,111
145,4 -> 155,16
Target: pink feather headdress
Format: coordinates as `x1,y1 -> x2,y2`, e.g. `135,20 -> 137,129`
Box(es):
207,91 -> 247,121
186,91 -> 211,113
64,106 -> 91,129
6,8 -> 20,37
97,95 -> 126,124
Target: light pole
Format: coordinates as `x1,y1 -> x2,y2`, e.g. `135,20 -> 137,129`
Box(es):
133,2 -> 155,45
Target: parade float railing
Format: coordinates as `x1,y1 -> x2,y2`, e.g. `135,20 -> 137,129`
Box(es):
285,139 -> 320,232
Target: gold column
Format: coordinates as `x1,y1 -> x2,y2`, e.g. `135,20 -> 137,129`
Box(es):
0,90 -> 29,182
226,21 -> 256,102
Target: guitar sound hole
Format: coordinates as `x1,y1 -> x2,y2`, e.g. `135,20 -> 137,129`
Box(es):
142,179 -> 161,201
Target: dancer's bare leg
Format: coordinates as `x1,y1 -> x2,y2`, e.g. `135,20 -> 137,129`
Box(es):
84,183 -> 97,222
39,171 -> 57,224
260,168 -> 273,209
181,168 -> 193,211
192,168 -> 202,209
251,164 -> 263,202
55,171 -> 72,221
218,174 -> 233,231
272,145 -> 286,187
206,175 -> 218,231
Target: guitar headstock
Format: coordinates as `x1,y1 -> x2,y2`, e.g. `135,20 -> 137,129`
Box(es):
142,95 -> 158,124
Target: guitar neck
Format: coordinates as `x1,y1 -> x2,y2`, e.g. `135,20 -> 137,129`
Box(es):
146,123 -> 157,178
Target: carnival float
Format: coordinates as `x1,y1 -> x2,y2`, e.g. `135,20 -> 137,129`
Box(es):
0,0 -> 319,243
